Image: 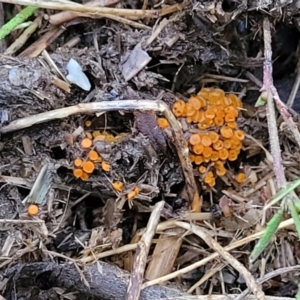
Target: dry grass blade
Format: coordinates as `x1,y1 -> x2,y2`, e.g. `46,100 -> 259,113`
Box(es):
1,0 -> 184,18
145,228 -> 185,280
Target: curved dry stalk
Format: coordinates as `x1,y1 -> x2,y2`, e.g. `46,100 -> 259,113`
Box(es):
173,221 -> 266,300
0,100 -> 199,211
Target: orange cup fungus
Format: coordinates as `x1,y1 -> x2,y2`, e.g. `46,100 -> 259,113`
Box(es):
157,118 -> 169,129
127,187 -> 140,200
236,172 -> 246,183
74,158 -> 83,168
102,161 -> 111,172
81,138 -> 92,149
27,204 -> 39,216
83,161 -> 95,174
113,181 -> 124,192
172,88 -> 245,186
73,130 -> 118,180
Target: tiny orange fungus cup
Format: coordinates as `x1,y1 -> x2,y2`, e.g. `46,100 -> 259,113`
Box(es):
73,169 -> 83,178
189,134 -> 201,146
74,158 -> 83,167
236,172 -> 246,183
83,161 -> 95,173
89,150 -> 100,161
28,204 -> 39,216
102,161 -> 111,172
113,181 -> 124,192
81,138 -> 92,149
201,135 -> 212,147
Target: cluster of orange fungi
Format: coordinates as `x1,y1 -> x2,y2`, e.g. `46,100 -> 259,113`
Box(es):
73,130 -> 115,181
73,127 -> 140,201
172,88 -> 246,187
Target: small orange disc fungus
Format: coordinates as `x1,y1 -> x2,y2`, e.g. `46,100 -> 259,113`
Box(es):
219,148 -> 229,160
127,187 -> 140,200
134,187 -> 140,194
189,134 -> 201,146
172,100 -> 185,117
203,146 -> 213,158
208,178 -> 216,187
236,172 -> 246,183
81,138 -> 92,149
194,155 -> 203,165
228,149 -> 238,161
197,88 -> 210,99
28,204 -> 39,216
213,140 -> 223,151
185,103 -> 195,116
228,93 -> 241,107
80,172 -> 89,181
89,150 -> 99,161
204,172 -> 215,185
74,158 -> 83,167
204,109 -> 215,120
191,111 -> 201,123
216,110 -> 225,118
85,120 -> 92,127
199,166 -> 206,173
73,169 -> 83,178
211,151 -> 219,161
157,118 -> 169,129
223,139 -> 231,149
193,143 -> 204,155
225,113 -> 236,123
203,118 -> 213,126
189,154 -> 195,162
214,116 -> 224,126
92,131 -> 101,138
197,111 -> 205,123
220,126 -> 233,139
234,130 -> 245,141
209,132 -> 219,143
186,116 -> 193,124
106,135 -> 115,142
188,96 -> 202,110
216,167 -> 226,177
224,106 -> 238,117
102,161 -> 111,172
201,135 -> 212,147
198,123 -> 209,130
113,181 -> 124,192
227,121 -> 237,129
83,161 -> 95,174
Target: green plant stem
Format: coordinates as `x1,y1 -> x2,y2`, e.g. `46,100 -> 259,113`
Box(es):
0,5 -> 38,40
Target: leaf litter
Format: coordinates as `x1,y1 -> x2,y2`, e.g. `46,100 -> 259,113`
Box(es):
1,0 -> 300,299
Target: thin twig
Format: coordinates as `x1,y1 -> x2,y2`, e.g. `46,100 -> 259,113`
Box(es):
126,201 -> 164,300
0,100 -> 199,209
